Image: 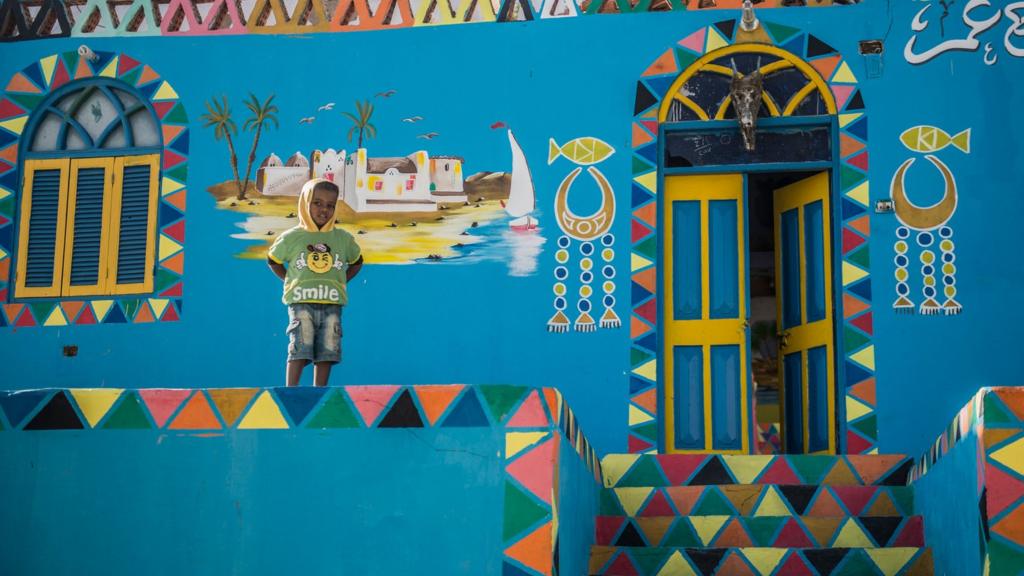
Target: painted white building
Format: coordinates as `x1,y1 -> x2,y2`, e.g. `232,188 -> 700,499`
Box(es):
429,156 -> 467,204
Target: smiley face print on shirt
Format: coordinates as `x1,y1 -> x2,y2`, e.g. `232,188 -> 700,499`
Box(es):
294,243 -> 345,274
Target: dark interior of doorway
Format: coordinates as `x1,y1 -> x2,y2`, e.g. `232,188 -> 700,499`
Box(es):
746,170 -> 821,454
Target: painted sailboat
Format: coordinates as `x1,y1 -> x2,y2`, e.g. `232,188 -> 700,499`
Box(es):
505,130 -> 538,232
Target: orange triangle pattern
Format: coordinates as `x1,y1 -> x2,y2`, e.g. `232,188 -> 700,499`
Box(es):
138,65 -> 161,85
632,123 -> 654,147
165,190 -> 187,211
413,384 -> 464,425
666,486 -> 700,515
543,388 -> 559,425
169,392 -> 222,429
717,552 -> 756,575
810,55 -> 841,82
0,144 -> 17,164
807,489 -> 844,517
840,133 -> 866,158
3,303 -> 24,323
74,58 -> 93,80
634,202 -> 656,228
504,521 -> 553,575
633,388 -> 657,415
134,302 -> 155,323
208,388 -> 259,427
633,267 -> 656,294
843,293 -> 870,318
6,73 -> 41,93
847,215 -> 870,236
60,301 -> 85,322
643,49 -> 678,77
162,124 -> 185,145
849,378 -> 876,405
631,315 -> 651,338
0,257 -> 10,282
994,388 -> 1024,420
714,518 -> 752,547
162,251 -> 185,273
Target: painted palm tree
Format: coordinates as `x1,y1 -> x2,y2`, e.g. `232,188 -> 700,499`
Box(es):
342,99 -> 377,148
200,95 -> 243,199
241,93 -> 279,200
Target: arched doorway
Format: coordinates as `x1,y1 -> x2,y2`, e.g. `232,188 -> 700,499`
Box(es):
627,21 -> 876,456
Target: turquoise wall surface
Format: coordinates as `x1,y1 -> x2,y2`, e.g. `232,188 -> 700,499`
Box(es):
1,2 -> 1022,459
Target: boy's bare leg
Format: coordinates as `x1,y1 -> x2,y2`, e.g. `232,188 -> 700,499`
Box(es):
313,362 -> 333,387
287,360 -> 310,387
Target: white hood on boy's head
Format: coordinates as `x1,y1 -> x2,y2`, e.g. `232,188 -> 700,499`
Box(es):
297,178 -> 336,232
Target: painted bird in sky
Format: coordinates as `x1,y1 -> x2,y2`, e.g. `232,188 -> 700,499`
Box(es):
376,90 -> 397,98
402,116 -> 424,123
318,102 -> 335,112
299,116 -> 315,125
417,132 -> 439,140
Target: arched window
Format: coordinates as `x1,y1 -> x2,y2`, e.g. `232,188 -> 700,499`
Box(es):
15,79 -> 162,299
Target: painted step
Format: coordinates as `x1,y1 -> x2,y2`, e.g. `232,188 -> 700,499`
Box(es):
596,515 -> 924,548
603,454 -> 912,488
589,546 -> 933,576
601,484 -> 914,518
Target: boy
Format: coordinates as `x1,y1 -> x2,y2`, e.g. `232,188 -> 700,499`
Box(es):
268,178 -> 363,387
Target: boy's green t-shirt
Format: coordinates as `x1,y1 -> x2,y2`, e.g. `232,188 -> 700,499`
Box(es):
268,227 -> 362,305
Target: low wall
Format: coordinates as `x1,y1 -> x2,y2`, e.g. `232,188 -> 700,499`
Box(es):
908,387 -> 1024,576
0,385 -> 601,576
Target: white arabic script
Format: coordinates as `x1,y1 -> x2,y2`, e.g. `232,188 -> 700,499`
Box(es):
904,0 -> 1024,65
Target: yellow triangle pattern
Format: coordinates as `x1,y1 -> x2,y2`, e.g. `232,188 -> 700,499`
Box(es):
237,391 -> 289,429
506,431 -> 548,459
740,548 -> 787,576
839,113 -> 863,128
833,518 -> 873,547
159,235 -> 183,261
629,404 -> 654,425
614,487 -> 653,517
753,486 -> 790,516
705,26 -> 729,53
161,177 -> 185,195
44,306 -> 67,326
634,171 -> 657,194
99,56 -> 119,78
0,116 -> 29,135
691,516 -> 728,545
842,261 -> 868,286
633,359 -> 656,381
832,61 -> 858,83
846,395 -> 872,421
721,455 -> 773,484
70,389 -> 124,427
850,345 -> 875,370
602,454 -> 641,487
154,81 -> 179,100
40,55 -> 57,87
0,186 -> 11,200
846,181 -> 869,207
991,437 -> 1024,475
657,552 -> 697,576
91,300 -> 114,321
631,253 -> 653,272
866,549 -> 918,576
149,298 -> 169,318
0,246 -> 7,259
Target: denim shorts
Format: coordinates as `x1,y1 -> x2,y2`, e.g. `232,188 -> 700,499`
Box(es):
287,303 -> 342,364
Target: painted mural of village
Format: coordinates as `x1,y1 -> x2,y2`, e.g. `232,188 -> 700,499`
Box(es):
203,95 -> 545,275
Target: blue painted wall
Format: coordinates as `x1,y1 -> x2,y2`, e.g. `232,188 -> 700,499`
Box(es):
0,427 -> 505,575
1,2 -> 1022,459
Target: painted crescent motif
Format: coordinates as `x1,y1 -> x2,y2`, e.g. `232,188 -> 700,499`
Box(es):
554,166 -> 616,241
890,154 -> 958,231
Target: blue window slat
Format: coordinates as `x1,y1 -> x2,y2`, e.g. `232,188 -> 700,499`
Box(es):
24,170 -> 62,287
117,164 -> 153,284
70,167 -> 105,286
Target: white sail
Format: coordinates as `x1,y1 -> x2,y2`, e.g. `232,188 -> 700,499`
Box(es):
505,130 -> 535,219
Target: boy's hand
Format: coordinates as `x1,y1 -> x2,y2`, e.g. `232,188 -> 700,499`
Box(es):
268,258 -> 287,281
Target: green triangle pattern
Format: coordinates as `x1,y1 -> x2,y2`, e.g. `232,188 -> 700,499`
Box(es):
633,157 -> 654,176
620,456 -> 666,486
635,237 -> 657,260
692,488 -> 735,515
62,52 -> 80,76
984,393 -> 1017,425
987,537 -> 1024,574
121,299 -> 140,319
164,103 -> 189,124
9,93 -> 45,110
662,521 -> 701,547
743,516 -> 785,546
847,246 -> 870,269
835,550 -> 877,576
155,269 -> 180,293
788,455 -> 833,484
632,347 -> 653,367
0,197 -> 14,216
634,547 -> 670,575
891,487 -> 914,515
120,66 -> 143,86
480,385 -> 528,424
165,164 -> 188,182
840,165 -> 866,191
675,47 -> 699,70
306,390 -> 361,428
852,414 -> 877,438
600,488 -> 626,515
503,480 -> 549,541
844,326 -> 870,353
103,393 -> 152,429
634,422 -> 658,442
29,302 -> 56,323
765,21 -> 802,44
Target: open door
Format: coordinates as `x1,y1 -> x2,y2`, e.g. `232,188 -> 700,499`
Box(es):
773,171 -> 836,454
663,173 -> 751,454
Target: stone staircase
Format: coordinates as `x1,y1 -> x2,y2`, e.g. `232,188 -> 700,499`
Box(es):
588,454 -> 934,575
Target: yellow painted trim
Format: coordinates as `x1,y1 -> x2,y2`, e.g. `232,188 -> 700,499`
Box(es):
108,154 -> 160,295
672,95 -> 710,121
63,157 -> 115,296
15,159 -> 70,298
783,82 -> 819,116
658,44 -> 837,123
663,174 -> 748,454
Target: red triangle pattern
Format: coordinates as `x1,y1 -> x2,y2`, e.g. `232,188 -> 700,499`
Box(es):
161,303 -> 181,321
596,516 -> 624,546
163,220 -> 185,243
160,282 -> 183,298
506,390 -> 549,428
51,60 -> 70,90
640,120 -> 658,135
346,385 -> 401,426
605,552 -> 639,576
775,518 -> 815,547
76,305 -> 97,324
846,430 -> 873,454
139,389 -> 192,428
631,220 -> 652,243
850,312 -> 873,335
162,150 -> 186,170
842,228 -> 866,254
777,553 -> 815,576
118,54 -> 141,76
847,151 -> 869,171
636,298 -> 656,325
15,307 -> 36,326
153,101 -> 176,119
628,434 -> 653,453
985,463 -> 1024,518
506,437 -> 555,504
892,516 -> 924,547
0,98 -> 25,120
656,455 -> 708,485
758,458 -> 801,484
639,490 -> 675,517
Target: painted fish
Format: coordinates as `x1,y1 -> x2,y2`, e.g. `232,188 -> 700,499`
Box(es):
548,137 -> 615,166
900,126 -> 971,154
